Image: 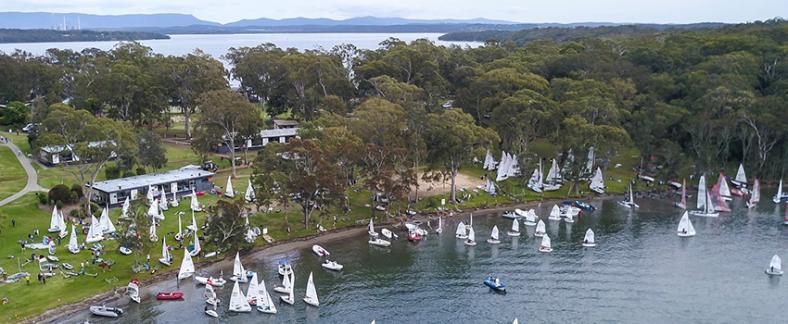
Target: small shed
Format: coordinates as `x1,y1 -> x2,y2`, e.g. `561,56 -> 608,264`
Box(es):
88,165 -> 214,207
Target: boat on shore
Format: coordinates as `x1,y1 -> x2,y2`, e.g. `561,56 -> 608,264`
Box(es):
127,279 -> 141,303
89,305 -> 123,318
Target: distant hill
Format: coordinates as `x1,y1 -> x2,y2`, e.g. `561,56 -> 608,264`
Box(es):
0,12 -> 218,29
225,16 -> 519,27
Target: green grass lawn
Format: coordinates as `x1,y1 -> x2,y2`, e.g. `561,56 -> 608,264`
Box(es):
0,146 -> 26,201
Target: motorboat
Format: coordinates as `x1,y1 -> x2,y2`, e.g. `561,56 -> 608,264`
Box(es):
89,305 -> 123,318
368,238 -> 391,247
278,260 -> 292,276
156,291 -> 184,300
483,275 -> 506,293
322,259 -> 344,271
127,279 -> 141,303
195,275 -> 226,287
407,231 -> 421,242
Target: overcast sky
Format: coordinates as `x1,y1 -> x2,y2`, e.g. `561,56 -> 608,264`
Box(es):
2,0 -> 784,24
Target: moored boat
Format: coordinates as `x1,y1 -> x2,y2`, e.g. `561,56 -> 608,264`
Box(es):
156,291 -> 184,300
89,305 -> 123,318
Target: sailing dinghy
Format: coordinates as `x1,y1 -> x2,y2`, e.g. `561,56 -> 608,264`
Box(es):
127,279 -> 141,303
368,218 -> 379,238
257,278 -> 277,313
303,271 -> 320,307
86,215 -> 104,243
731,163 -> 748,195
535,220 -> 546,237
191,189 -> 203,212
774,179 -> 786,204
538,234 -> 553,252
159,190 -> 168,211
589,167 -> 605,194
170,191 -> 179,207
68,224 -> 80,254
464,227 -> 477,246
487,225 -> 501,244
225,176 -> 235,198
229,280 -> 252,312
178,247 -> 195,280
507,219 -> 520,236
677,211 -> 696,237
205,283 -> 218,306
455,221 -> 468,239
582,228 -> 596,247
746,179 -> 760,209
524,209 -> 537,226
274,271 -> 293,294
689,176 -> 719,217
247,272 -> 260,305
618,184 -> 639,208
548,205 -> 561,221
716,173 -> 733,201
766,255 -> 783,276
245,179 -> 256,203
231,252 -> 248,283
280,272 -> 296,305
158,237 -> 172,266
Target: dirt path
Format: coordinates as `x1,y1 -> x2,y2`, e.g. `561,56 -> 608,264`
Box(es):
0,140 -> 46,207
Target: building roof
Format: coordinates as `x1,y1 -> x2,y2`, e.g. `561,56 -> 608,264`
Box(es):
89,165 -> 214,193
41,140 -> 116,154
260,128 -> 298,138
273,119 -> 299,127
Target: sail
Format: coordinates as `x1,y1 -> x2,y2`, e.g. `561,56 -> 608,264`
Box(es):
536,220 -> 546,233
68,224 -> 79,252
305,272 -> 319,305
490,225 -> 499,240
438,217 -> 442,232
678,211 -> 696,235
467,227 -> 476,242
191,189 -> 201,211
87,215 -> 102,241
99,206 -> 116,234
287,272 -> 295,303
769,255 -> 782,272
229,281 -> 251,312
511,219 -> 519,232
541,234 -> 551,249
368,218 -> 375,233
281,268 -> 292,290
628,184 -> 635,205
546,158 -> 560,184
171,191 -> 179,207
697,175 -> 707,209
161,237 -> 170,261
247,272 -> 260,303
245,179 -> 256,202
258,279 -> 276,313
205,284 -> 217,301
750,179 -> 761,204
526,209 -> 537,223
496,152 -> 508,181
225,176 -> 235,198
191,225 -> 201,256
509,154 -> 520,177
710,183 -> 730,212
705,192 -> 718,214
147,201 -> 160,219
679,179 -> 687,209
159,189 -> 168,211
146,185 -> 155,205
149,217 -> 157,240
177,213 -> 182,239
584,146 -> 595,175
717,173 -> 732,197
121,197 -> 130,218
584,228 -> 595,244
178,247 -> 195,279
49,206 -> 60,231
233,252 -> 245,279
455,221 -> 466,236
590,167 -> 605,191
776,179 -> 784,203
550,205 -> 561,218
734,163 -> 747,184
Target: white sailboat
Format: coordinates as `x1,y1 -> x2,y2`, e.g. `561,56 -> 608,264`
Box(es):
146,185 -> 155,205
48,206 -> 63,233
121,197 -> 130,218
178,247 -> 195,280
99,206 -> 116,234
676,179 -> 687,209
584,146 -> 595,175
280,272 -> 295,305
86,215 -> 104,243
149,217 -> 158,242
303,271 -> 319,307
205,283 -> 218,306
527,161 -> 543,193
564,210 -> 575,223
538,234 -> 553,252
548,205 -> 561,220
191,189 -> 203,212
747,179 -> 760,209
245,179 -> 256,203
717,173 -> 732,201
127,280 -> 141,303
618,184 -> 639,208
455,221 -> 468,239
159,237 -> 172,266
229,281 -> 252,312
487,225 -> 501,244
689,191 -> 719,217
170,191 -> 179,208
733,163 -> 747,188
507,219 -> 520,236
544,158 -> 562,191
246,272 -> 260,306
582,228 -> 596,247
436,217 -> 443,234
274,270 -> 293,294
524,209 -> 537,226
256,279 -> 277,314
225,176 -> 235,198
190,224 -> 201,257
368,218 -> 378,237
589,167 -> 605,194
175,212 -> 183,241
677,211 -> 696,237
231,252 -> 248,283
774,179 -> 785,204
464,227 -> 477,246
159,189 -> 168,211
68,224 -> 80,254
766,255 -> 783,276
147,200 -> 163,221
535,220 -> 546,237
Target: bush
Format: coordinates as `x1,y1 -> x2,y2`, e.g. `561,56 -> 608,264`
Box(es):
104,165 -> 120,180
36,192 -> 48,205
48,184 -> 73,204
136,167 -> 146,176
122,170 -> 137,178
69,209 -> 81,219
70,184 -> 84,199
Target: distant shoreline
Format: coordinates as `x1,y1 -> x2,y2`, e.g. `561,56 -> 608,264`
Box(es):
0,29 -> 169,44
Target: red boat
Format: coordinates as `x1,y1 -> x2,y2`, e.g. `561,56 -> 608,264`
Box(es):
407,232 -> 421,242
156,291 -> 184,300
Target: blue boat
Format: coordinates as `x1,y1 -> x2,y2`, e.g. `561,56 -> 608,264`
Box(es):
574,200 -> 596,211
484,276 -> 506,293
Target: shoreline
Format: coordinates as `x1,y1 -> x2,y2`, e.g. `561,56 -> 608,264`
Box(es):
27,194 -> 621,323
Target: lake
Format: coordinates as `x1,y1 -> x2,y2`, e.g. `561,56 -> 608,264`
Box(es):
62,194 -> 788,323
0,33 -> 478,58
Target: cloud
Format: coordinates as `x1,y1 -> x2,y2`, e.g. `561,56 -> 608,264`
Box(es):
0,0 -> 783,24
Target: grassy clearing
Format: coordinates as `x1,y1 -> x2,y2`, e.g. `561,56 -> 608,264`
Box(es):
0,146 -> 26,201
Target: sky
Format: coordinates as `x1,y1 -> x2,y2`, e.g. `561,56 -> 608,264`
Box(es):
1,0 -> 784,24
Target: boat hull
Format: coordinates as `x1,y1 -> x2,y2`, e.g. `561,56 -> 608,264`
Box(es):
464,241 -> 477,246
688,211 -> 719,217
304,297 -> 319,307
677,233 -> 695,237
582,243 -> 597,247
483,279 -> 506,293
535,232 -> 545,237
506,231 -> 520,237
257,305 -> 277,314
539,247 -> 552,253
156,292 -> 184,300
486,239 -> 500,244
765,270 -> 784,276
280,296 -> 295,305
205,310 -> 219,318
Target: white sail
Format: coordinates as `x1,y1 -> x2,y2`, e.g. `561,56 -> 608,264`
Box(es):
705,192 -> 717,214
509,154 -> 520,177
455,221 -> 466,236
149,217 -> 158,241
549,205 -> 561,220
697,175 -> 707,209
58,211 -> 67,237
546,158 -> 561,184
467,227 -> 476,243
121,197 -> 130,218
245,179 -> 256,202
229,281 -> 251,312
205,283 -> 217,302
191,225 -> 201,256
437,217 -> 443,233
734,163 -> 747,185
233,252 -> 247,282
589,167 -> 605,193
146,185 -> 155,205
159,189 -> 168,211
86,215 -> 103,242
225,176 -> 235,198
49,206 -> 61,232
718,174 -> 732,197
749,179 -> 761,206
247,272 -> 260,304
584,146 -> 595,175
490,225 -> 499,240
511,219 -> 520,233
368,218 -> 375,234
584,228 -> 595,244
257,279 -> 277,313
68,224 -> 79,253
540,234 -> 551,249
769,255 -> 782,272
99,206 -> 116,234
304,271 -> 319,306
677,211 -> 696,236
773,179 -> 783,204
191,189 -> 202,212
178,247 -> 195,279
171,191 -> 179,207
176,212 -> 183,240
147,200 -> 163,220
535,220 -> 546,236
161,237 -> 171,262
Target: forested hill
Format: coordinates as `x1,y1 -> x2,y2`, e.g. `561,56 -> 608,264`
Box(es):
439,23 -> 726,44
0,29 -> 169,43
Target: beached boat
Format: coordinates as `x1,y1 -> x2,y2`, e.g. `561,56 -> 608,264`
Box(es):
191,189 -> 203,212
149,217 -> 159,242
507,219 -> 520,236
455,221 -> 468,239
256,278 -> 277,314
156,291 -> 184,300
86,215 -> 104,243
121,197 -> 131,219
583,228 -> 596,247
244,179 -> 256,203
225,176 -> 235,198
159,190 -> 168,211
189,215 -> 202,257
48,206 -> 65,233
312,244 -> 330,257
746,179 -> 760,209
538,234 -> 553,253
158,237 -> 172,266
766,255 -> 783,276
677,211 -> 696,237
535,220 -> 546,237
90,305 -> 123,318
68,224 -> 80,254
368,238 -> 391,247
368,218 -> 379,238
589,167 -> 605,194
484,275 -> 506,293
303,272 -> 320,307
322,259 -> 344,271
618,184 -> 639,208
127,279 -> 141,303
486,225 -> 501,244
229,281 -> 251,312
280,272 -> 296,305
464,227 -> 477,246
170,191 -> 179,208
178,247 -> 194,280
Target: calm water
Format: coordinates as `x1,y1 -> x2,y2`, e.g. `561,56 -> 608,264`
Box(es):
64,196 -> 787,323
0,33 -> 478,58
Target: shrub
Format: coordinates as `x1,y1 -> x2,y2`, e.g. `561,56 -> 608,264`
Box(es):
69,209 -> 81,219
48,184 -> 73,204
70,184 -> 84,199
36,192 -> 48,205
136,167 -> 146,176
122,170 -> 137,178
104,165 -> 120,180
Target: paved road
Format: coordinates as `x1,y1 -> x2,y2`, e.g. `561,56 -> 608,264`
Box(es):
0,140 -> 47,207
